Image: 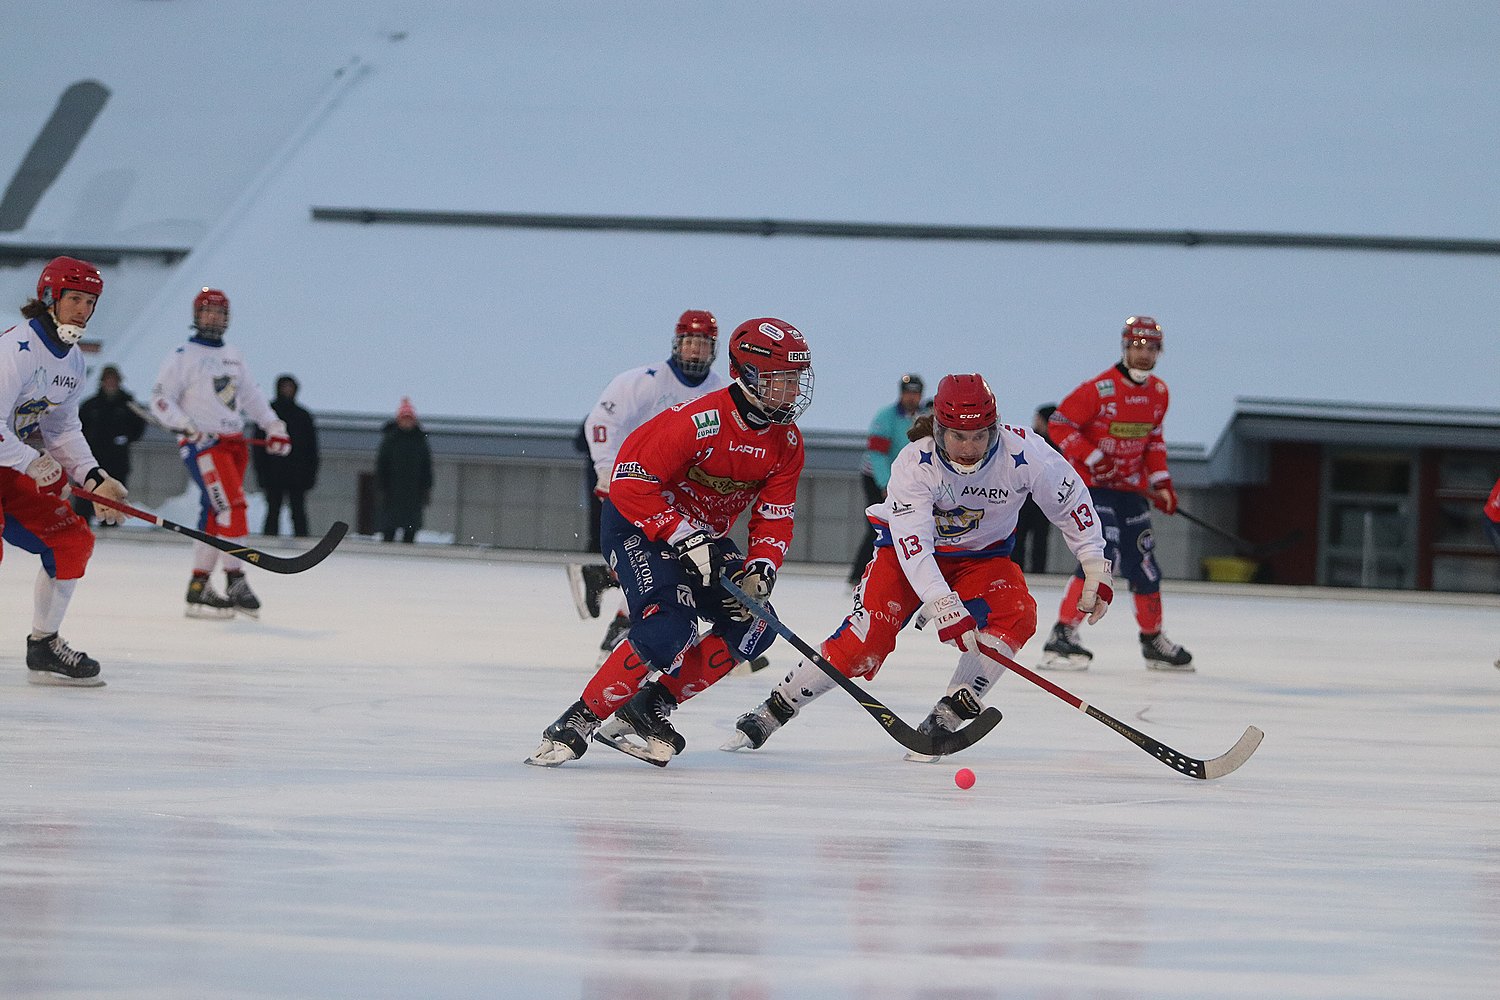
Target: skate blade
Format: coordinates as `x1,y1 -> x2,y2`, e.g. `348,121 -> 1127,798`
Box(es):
719,730 -> 757,752
27,672 -> 106,688
1037,653 -> 1090,672
592,725 -> 672,767
902,750 -> 943,763
565,565 -> 593,620
1145,660 -> 1196,673
185,605 -> 235,620
233,606 -> 261,620
524,738 -> 579,767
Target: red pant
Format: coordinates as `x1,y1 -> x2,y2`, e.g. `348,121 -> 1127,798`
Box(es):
184,436 -> 250,538
0,467 -> 94,579
825,547 -> 1037,679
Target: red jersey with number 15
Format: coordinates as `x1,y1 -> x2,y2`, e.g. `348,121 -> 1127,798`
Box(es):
1049,363 -> 1171,492
609,386 -> 805,569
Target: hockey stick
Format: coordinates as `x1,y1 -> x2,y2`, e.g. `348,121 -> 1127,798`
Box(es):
72,487 -> 348,574
1171,503 -> 1301,559
974,642 -> 1263,779
720,575 -> 1004,757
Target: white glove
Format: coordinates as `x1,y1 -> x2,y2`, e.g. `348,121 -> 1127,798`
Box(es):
1078,557 -> 1114,625
672,530 -> 718,587
84,467 -> 129,525
265,420 -> 291,457
921,591 -> 980,652
179,421 -> 208,445
25,453 -> 64,494
723,560 -> 776,621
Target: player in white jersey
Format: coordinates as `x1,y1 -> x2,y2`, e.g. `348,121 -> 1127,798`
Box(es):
565,310 -> 729,660
724,374 -> 1114,759
151,289 -> 290,619
0,257 -> 130,685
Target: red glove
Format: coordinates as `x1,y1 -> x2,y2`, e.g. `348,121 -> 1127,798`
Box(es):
1149,479 -> 1179,515
1084,448 -> 1116,479
923,591 -> 980,652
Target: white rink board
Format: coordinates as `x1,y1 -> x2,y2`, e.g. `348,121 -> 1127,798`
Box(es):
2,535 -> 1497,999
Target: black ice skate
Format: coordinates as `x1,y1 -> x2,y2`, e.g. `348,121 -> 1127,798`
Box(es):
720,690 -> 796,751
26,633 -> 105,687
1038,621 -> 1093,671
904,689 -> 991,763
1141,631 -> 1195,672
594,680 -> 684,766
566,563 -> 617,620
525,699 -> 602,766
224,572 -> 261,619
593,612 -> 632,667
185,573 -> 235,619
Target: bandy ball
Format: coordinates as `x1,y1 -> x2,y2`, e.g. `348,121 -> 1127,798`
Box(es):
955,767 -> 976,790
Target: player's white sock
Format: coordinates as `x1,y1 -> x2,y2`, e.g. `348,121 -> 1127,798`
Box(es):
944,637 -> 1014,701
32,572 -> 77,636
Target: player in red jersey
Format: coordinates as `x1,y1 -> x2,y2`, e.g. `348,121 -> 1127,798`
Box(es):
1040,315 -> 1195,672
1485,476 -> 1499,669
528,318 -> 813,767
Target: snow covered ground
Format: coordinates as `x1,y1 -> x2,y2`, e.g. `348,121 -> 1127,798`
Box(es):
2,534 -> 1497,999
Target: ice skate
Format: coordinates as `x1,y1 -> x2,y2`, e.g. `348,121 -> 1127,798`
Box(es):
1038,621 -> 1093,671
904,689 -> 989,763
721,690 -> 796,751
593,612 -> 631,667
224,572 -> 261,619
1141,631 -> 1194,672
593,680 -> 683,766
525,699 -> 602,766
566,563 -> 616,620
185,573 -> 235,620
26,633 -> 105,687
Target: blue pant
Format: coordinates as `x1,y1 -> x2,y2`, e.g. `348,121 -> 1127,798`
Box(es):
600,501 -> 777,672
1073,487 -> 1160,595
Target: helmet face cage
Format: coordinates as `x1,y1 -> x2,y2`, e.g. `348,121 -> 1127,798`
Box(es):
932,373 -> 999,470
671,310 -> 718,380
728,318 -> 813,424
193,288 -> 230,337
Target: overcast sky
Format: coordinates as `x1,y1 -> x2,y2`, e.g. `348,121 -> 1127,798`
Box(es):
5,2 -> 1498,445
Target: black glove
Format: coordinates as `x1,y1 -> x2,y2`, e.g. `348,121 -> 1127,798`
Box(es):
673,530 -> 719,587
724,560 -> 776,621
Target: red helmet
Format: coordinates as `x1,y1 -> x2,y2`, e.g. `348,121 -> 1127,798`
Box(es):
672,309 -> 718,379
933,373 -> 999,472
1122,315 -> 1162,344
728,317 -> 814,424
37,256 -> 103,308
193,288 -> 230,337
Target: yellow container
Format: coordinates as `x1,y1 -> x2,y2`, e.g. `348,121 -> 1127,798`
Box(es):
1202,556 -> 1258,583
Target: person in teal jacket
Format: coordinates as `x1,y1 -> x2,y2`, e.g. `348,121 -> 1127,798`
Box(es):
847,373 -> 923,586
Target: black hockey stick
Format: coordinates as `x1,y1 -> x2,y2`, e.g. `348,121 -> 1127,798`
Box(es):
720,575 -> 1004,757
73,487 -> 348,574
1173,504 -> 1301,559
975,643 -> 1263,779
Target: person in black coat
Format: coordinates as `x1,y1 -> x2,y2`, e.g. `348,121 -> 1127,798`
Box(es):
252,374 -> 320,537
76,365 -> 147,525
375,397 -> 434,543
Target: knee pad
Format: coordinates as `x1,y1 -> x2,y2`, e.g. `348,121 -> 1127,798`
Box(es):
626,605 -> 696,672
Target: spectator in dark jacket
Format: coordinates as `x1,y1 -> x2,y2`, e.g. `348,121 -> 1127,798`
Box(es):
253,374 -> 320,537
1010,403 -> 1058,573
375,397 -> 434,543
76,365 -> 147,525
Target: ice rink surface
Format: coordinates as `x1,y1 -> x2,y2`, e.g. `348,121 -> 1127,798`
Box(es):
3,534 -> 1497,999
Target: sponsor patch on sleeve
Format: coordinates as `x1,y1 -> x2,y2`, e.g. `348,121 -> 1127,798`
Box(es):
692,410 -> 721,439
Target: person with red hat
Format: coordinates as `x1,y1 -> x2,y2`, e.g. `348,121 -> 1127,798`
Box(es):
0,256 -> 130,685
1041,315 -> 1194,672
564,309 -> 729,665
374,397 -> 433,543
529,317 -> 813,768
150,288 -> 290,619
724,373 -> 1112,761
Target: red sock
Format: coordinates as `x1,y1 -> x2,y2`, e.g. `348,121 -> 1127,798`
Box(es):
581,641 -> 652,719
1134,591 -> 1163,634
1057,575 -> 1087,628
658,634 -> 738,704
